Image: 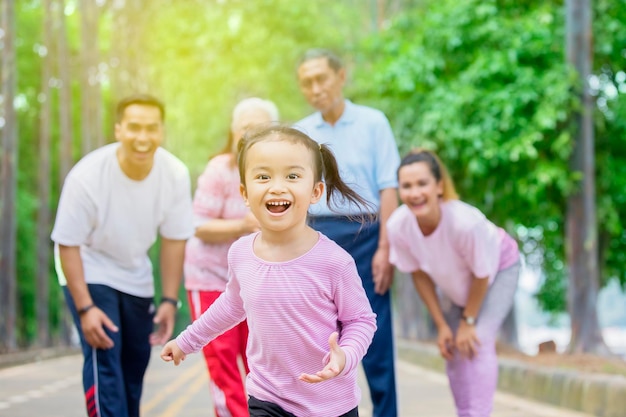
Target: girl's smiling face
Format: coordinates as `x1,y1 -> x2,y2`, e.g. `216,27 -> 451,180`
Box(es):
397,161 -> 443,224
240,138 -> 323,233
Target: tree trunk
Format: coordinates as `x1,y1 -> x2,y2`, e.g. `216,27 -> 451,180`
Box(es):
564,0 -> 609,354
36,0 -> 54,348
57,0 -> 73,182
56,0 -> 75,345
79,0 -> 103,154
0,0 -> 18,353
110,0 -> 151,97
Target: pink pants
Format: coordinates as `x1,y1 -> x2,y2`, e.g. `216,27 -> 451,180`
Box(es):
188,290 -> 250,417
441,261 -> 520,417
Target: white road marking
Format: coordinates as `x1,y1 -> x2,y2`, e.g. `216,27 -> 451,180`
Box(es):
0,375 -> 80,410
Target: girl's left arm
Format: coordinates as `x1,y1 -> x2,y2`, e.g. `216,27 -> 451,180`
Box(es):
334,265 -> 378,375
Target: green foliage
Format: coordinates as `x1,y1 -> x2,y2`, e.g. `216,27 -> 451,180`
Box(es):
354,0 -> 626,310
14,2 -> 43,347
15,187 -> 38,346
121,0 -> 368,178
593,0 -> 626,289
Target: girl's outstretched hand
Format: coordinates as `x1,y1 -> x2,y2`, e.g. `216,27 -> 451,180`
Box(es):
160,339 -> 186,365
298,332 -> 345,383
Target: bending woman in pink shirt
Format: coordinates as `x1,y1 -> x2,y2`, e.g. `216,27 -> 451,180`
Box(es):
163,125 -> 377,417
386,149 -> 520,417
183,97 -> 279,417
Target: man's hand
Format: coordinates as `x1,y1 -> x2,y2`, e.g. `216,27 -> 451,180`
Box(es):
299,332 -> 346,383
160,339 -> 186,365
150,302 -> 176,346
80,307 -> 118,349
372,247 -> 394,295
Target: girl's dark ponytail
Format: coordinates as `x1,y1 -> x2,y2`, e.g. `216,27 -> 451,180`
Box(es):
320,144 -> 375,222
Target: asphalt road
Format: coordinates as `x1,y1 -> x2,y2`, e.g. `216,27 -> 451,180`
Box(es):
0,347 -> 593,417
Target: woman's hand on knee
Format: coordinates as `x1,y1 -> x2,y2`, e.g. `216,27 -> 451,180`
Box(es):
455,323 -> 480,359
436,325 -> 454,360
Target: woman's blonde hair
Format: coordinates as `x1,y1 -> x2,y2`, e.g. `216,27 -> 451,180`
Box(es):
398,148 -> 459,201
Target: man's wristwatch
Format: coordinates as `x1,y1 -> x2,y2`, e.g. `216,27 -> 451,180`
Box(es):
462,315 -> 476,326
160,297 -> 181,310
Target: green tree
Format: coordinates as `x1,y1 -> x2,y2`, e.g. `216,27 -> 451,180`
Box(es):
354,0 -> 626,352
593,0 -> 626,291
1,0 -> 19,352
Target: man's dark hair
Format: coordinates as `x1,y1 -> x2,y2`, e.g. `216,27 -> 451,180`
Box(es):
298,48 -> 343,72
116,94 -> 165,122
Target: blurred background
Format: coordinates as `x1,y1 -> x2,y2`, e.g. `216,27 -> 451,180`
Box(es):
0,0 -> 624,358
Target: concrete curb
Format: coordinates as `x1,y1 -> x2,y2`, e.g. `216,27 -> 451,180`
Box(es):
396,339 -> 626,417
0,346 -> 80,370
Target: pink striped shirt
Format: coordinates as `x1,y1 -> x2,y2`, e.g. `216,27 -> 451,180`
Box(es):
176,232 -> 377,417
184,154 -> 250,292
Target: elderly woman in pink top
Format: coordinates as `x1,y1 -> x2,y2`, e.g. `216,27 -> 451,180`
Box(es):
183,97 -> 279,417
387,149 -> 520,417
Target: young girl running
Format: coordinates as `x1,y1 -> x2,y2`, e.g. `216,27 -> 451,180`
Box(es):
183,97 -> 279,417
386,149 -> 520,417
161,125 -> 377,417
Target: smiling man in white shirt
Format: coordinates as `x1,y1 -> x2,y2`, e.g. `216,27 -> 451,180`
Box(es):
51,94 -> 194,417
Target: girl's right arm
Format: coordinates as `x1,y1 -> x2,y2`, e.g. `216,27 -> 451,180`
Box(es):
411,270 -> 454,360
174,269 -> 246,355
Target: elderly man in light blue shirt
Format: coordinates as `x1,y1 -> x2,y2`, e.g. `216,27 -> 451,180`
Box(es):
295,48 -> 400,417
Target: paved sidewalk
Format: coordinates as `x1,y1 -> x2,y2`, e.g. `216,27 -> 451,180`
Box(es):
396,338 -> 626,417
141,347 -> 592,417
0,346 -> 595,417
358,358 -> 593,417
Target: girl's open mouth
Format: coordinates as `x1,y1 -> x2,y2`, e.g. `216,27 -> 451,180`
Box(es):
266,200 -> 291,213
